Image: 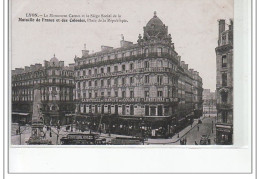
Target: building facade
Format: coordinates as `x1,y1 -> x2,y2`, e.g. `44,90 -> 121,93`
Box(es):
12,56 -> 75,125
202,89 -> 217,116
74,12 -> 203,137
215,19 -> 233,144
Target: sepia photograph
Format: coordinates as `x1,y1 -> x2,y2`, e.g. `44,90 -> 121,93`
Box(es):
10,0 -> 234,146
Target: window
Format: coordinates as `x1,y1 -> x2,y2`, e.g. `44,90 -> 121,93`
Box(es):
88,70 -> 91,75
95,92 -> 98,98
157,106 -> 163,116
108,56 -> 110,60
95,80 -> 97,87
101,68 -> 104,73
130,91 -> 134,98
77,93 -> 81,99
89,81 -> 92,87
130,77 -> 134,84
145,75 -> 150,83
145,91 -> 149,98
122,91 -> 126,98
107,67 -> 110,73
144,48 -> 149,57
89,93 -> 92,98
83,82 -> 86,88
77,71 -> 80,77
115,54 -> 118,59
222,111 -> 228,123
150,106 -> 156,116
144,61 -> 149,68
157,91 -> 163,97
222,55 -> 227,67
52,70 -> 55,75
145,106 -> 149,116
107,79 -> 111,86
101,92 -> 104,97
122,64 -> 126,71
222,73 -> 227,86
115,91 -> 118,97
130,63 -> 134,70
101,80 -> 104,87
122,53 -> 125,58
157,47 -> 162,56
221,92 -> 228,103
157,75 -> 163,85
122,77 -> 125,85
108,91 -> 111,97
130,105 -> 134,115
114,78 -> 118,85
83,70 -> 86,76
130,51 -> 133,56
83,93 -> 86,98
52,78 -> 56,83
94,69 -> 98,74
114,66 -> 118,72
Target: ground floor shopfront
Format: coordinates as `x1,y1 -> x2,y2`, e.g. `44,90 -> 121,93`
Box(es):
70,113 -> 195,139
215,123 -> 233,145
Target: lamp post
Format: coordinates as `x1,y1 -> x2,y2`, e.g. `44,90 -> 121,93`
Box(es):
140,119 -> 145,145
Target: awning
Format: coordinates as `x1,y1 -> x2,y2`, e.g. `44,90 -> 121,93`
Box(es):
178,118 -> 186,122
12,112 -> 29,116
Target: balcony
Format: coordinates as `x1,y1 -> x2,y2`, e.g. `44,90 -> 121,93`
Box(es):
81,97 -> 179,103
217,103 -> 233,110
75,52 -> 179,70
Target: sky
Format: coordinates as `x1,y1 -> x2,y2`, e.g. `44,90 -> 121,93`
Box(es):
11,0 -> 233,91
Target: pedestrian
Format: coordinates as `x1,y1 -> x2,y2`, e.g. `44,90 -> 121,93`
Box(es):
208,139 -> 211,145
184,138 -> 187,144
197,126 -> 199,131
195,141 -> 198,145
177,133 -> 179,138
50,131 -> 52,137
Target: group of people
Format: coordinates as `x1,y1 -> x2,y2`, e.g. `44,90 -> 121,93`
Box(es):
180,137 -> 187,145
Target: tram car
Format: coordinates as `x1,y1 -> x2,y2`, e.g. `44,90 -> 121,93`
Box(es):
60,133 -> 106,145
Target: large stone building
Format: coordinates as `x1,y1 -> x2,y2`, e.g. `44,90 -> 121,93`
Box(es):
12,55 -> 75,125
215,19 -> 233,144
74,12 -> 203,137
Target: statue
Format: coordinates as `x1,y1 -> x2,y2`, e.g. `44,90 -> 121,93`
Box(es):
27,84 -> 52,145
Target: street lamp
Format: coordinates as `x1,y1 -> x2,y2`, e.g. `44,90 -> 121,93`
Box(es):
140,119 -> 145,145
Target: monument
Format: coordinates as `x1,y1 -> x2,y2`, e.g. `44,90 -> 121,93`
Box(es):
27,85 -> 52,145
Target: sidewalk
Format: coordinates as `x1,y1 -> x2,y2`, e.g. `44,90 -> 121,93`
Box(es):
145,116 -> 205,145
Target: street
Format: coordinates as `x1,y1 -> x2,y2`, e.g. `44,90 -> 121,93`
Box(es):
11,116 -> 217,145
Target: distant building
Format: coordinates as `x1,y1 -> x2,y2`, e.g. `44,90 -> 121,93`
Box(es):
12,55 -> 75,125
74,12 -> 203,137
202,89 -> 217,115
215,19 -> 233,144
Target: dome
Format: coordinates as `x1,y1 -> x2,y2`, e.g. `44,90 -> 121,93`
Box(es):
50,54 -> 58,62
143,12 -> 168,40
146,12 -> 164,28
50,54 -> 59,66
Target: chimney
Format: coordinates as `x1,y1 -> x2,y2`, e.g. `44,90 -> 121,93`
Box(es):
44,60 -> 49,67
30,65 -> 36,71
59,61 -> 64,67
25,66 -> 30,72
181,61 -> 185,68
35,63 -> 42,70
218,19 -> 225,45
82,44 -> 89,57
101,45 -> 114,51
229,19 -> 233,30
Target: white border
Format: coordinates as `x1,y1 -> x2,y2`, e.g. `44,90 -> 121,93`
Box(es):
4,0 -> 254,175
